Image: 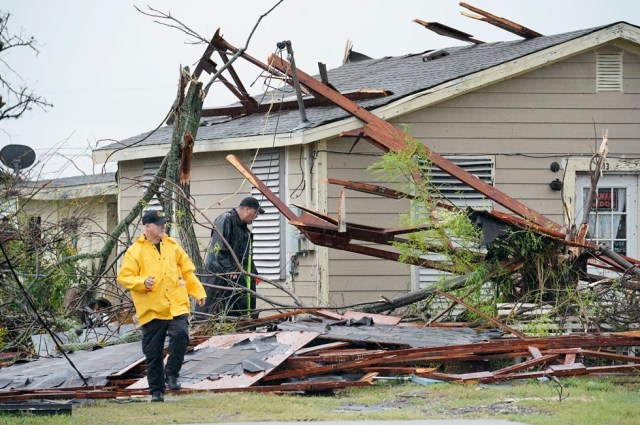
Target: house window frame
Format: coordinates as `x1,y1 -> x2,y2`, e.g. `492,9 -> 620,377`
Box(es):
564,157 -> 640,259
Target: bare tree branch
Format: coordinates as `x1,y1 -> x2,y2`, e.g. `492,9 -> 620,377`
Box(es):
0,10 -> 52,122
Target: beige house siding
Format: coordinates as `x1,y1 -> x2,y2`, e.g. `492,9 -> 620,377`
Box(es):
324,141 -> 412,306
318,45 -> 640,304
117,148 -> 322,311
394,47 -> 640,226
113,41 -> 640,311
21,196 -> 116,270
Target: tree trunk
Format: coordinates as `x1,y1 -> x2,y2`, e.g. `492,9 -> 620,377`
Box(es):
356,274 -> 473,314
165,68 -> 205,272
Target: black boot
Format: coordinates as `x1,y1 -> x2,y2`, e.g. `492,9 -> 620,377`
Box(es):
150,391 -> 164,402
165,375 -> 182,390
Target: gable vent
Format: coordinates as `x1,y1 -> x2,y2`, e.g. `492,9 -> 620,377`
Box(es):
596,52 -> 623,92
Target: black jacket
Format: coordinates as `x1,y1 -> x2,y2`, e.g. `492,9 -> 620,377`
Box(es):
199,208 -> 257,315
206,208 -> 253,274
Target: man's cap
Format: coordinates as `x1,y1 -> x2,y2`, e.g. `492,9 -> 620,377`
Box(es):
142,210 -> 169,225
239,197 -> 265,214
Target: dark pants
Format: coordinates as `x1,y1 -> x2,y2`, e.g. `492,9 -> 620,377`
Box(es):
141,314 -> 189,394
198,275 -> 256,318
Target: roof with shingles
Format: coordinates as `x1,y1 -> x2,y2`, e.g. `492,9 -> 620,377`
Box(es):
21,172 -> 116,189
95,23 -> 622,153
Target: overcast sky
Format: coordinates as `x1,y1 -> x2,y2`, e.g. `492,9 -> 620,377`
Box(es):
1,0 -> 638,179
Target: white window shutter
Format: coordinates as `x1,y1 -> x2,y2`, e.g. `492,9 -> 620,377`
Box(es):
250,149 -> 285,280
416,156 -> 494,288
141,158 -> 163,210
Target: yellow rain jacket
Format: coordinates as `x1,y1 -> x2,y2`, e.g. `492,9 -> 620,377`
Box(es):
117,233 -> 206,326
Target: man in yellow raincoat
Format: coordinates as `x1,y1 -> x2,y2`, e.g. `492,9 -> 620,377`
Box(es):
117,210 -> 206,402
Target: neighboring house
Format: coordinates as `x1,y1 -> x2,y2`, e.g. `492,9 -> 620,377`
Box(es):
18,173 -> 118,270
93,22 -> 640,309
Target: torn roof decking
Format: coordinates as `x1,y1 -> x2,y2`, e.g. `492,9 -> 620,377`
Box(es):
228,153 -> 640,281
458,2 -> 543,39
0,342 -> 144,392
264,52 -> 560,232
277,320 -> 503,348
227,153 -> 480,273
127,331 -> 319,391
263,332 -> 640,383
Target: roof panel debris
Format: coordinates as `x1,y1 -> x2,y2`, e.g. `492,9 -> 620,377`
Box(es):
0,311 -> 637,401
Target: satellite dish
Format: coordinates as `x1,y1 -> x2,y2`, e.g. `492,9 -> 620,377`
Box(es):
0,144 -> 36,175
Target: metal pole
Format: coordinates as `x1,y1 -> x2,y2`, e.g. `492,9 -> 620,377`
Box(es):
278,40 -> 309,125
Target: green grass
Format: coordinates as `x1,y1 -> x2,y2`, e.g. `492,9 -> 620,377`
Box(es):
1,377 -> 639,424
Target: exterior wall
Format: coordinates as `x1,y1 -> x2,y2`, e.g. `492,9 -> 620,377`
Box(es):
399,47 -> 640,224
322,45 -> 640,306
117,149 -> 319,312
324,141 -> 413,307
20,195 -> 116,270
115,44 -> 640,311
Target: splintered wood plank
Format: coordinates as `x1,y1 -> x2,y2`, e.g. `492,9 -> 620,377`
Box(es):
546,363 -> 588,376
312,310 -> 344,320
342,311 -> 402,325
493,354 -> 561,375
455,371 -> 495,381
294,341 -> 350,355
580,350 -> 640,363
528,346 -> 543,358
360,367 -> 436,375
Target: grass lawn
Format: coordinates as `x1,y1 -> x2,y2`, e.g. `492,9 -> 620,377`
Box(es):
1,377 -> 639,424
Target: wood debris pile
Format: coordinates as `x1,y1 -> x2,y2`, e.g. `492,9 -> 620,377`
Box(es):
0,309 -> 638,402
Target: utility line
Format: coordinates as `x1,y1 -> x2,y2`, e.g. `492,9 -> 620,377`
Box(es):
0,241 -> 88,386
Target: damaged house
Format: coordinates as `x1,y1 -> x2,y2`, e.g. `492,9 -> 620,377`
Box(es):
92,21 -> 640,312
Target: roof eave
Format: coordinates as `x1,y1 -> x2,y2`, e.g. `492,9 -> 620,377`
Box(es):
20,181 -> 118,201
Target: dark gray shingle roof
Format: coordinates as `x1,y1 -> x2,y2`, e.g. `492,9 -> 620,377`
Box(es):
22,172 -> 116,189
96,23 -> 624,153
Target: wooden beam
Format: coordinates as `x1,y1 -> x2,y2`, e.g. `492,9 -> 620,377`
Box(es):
266,54 -> 562,232
459,2 -> 542,38
202,89 -> 391,117
413,19 -> 485,44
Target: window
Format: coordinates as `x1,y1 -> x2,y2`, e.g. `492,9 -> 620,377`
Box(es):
416,155 -> 494,287
596,51 -> 623,92
250,148 -> 285,281
576,174 -> 638,259
583,187 -> 628,254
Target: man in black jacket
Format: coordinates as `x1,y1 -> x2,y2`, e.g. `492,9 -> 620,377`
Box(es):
198,197 -> 264,317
